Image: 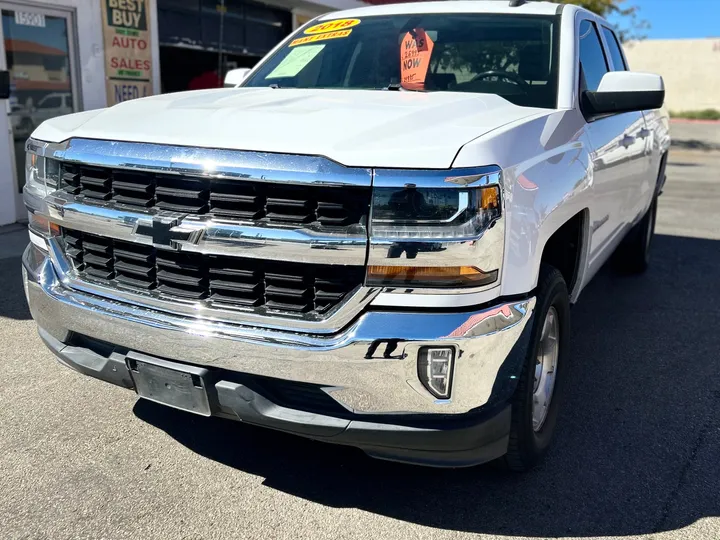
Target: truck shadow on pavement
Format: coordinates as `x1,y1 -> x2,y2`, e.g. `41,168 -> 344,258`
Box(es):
0,258 -> 32,320
672,139 -> 720,152
134,233 -> 720,537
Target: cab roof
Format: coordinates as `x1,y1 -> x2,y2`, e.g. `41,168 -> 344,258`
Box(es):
318,1 -> 567,20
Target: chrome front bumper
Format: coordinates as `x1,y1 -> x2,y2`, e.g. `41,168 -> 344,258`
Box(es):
24,243 -> 535,416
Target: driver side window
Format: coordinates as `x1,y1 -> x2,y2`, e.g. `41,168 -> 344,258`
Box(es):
578,20 -> 609,92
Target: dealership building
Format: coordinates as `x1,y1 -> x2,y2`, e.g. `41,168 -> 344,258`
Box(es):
0,0 -> 368,225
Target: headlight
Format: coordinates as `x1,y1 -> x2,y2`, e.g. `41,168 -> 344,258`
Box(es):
371,185 -> 500,239
25,139 -> 60,197
367,167 -> 503,289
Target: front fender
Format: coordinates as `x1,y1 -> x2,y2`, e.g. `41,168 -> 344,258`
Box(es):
454,109 -> 594,298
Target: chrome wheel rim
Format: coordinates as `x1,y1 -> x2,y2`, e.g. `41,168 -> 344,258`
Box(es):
532,306 -> 559,432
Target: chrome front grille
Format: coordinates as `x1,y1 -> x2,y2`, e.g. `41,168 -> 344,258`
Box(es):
33,138 -> 374,327
60,163 -> 370,228
63,229 -> 364,315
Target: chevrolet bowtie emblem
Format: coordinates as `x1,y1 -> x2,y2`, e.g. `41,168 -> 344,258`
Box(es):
134,215 -> 191,249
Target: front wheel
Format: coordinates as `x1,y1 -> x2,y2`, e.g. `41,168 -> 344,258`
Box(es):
502,264 -> 570,472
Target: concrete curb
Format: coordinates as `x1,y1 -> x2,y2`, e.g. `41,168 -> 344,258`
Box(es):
670,118 -> 720,125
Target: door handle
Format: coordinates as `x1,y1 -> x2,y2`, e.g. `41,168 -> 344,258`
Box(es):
621,135 -> 636,148
637,128 -> 651,139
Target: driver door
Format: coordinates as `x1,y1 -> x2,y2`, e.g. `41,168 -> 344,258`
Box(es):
579,18 -> 647,273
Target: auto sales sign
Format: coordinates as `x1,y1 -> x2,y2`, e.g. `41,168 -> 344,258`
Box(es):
101,0 -> 154,105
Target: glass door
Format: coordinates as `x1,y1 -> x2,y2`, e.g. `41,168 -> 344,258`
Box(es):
0,2 -> 79,219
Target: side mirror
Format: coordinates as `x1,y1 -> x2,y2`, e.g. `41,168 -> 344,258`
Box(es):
0,71 -> 10,99
582,72 -> 665,119
224,68 -> 251,88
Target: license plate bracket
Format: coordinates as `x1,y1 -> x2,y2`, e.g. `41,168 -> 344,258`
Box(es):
126,352 -> 212,416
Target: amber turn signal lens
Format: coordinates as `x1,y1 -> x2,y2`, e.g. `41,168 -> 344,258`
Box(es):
366,265 -> 498,288
28,212 -> 60,236
480,185 -> 500,210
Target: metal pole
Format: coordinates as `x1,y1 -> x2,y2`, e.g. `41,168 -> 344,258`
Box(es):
217,0 -> 225,87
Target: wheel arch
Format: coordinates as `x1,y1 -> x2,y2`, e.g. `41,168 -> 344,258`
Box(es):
537,209 -> 591,303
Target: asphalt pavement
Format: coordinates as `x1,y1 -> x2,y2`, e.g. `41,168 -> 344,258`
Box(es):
1,144 -> 719,540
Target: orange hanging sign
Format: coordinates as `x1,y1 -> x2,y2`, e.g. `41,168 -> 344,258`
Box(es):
400,28 -> 434,90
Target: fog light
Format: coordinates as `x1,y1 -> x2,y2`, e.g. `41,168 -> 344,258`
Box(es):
418,347 -> 454,399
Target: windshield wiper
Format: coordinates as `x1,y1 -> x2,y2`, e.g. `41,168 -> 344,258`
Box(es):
269,83 -> 281,89
382,83 -> 425,92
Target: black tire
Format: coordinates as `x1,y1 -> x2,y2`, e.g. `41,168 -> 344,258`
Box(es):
615,197 -> 657,274
502,264 -> 570,472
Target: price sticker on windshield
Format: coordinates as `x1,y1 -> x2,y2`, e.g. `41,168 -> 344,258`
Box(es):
268,45 -> 325,77
304,18 -> 360,35
291,30 -> 352,47
400,28 -> 435,91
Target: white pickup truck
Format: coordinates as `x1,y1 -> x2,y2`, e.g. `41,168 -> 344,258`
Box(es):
22,0 -> 670,470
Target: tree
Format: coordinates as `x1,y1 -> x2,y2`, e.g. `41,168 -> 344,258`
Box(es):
558,0 -> 649,41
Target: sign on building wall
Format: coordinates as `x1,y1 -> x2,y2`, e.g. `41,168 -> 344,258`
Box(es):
101,0 -> 154,105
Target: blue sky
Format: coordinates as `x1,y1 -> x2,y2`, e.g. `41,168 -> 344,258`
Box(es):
608,0 -> 720,39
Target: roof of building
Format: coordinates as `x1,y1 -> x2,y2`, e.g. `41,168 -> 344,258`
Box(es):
4,39 -> 67,56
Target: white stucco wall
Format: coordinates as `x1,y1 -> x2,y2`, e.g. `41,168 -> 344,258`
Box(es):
0,0 -> 162,225
624,38 -> 720,112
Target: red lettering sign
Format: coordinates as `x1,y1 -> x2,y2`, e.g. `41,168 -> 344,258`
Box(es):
400,29 -> 434,91
111,36 -> 148,49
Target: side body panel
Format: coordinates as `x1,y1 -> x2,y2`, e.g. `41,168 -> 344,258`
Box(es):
642,107 -> 672,197
583,110 -> 649,274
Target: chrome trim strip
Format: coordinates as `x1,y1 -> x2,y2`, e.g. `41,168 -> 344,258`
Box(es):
367,217 -> 504,273
179,217 -> 367,264
373,166 -> 501,189
45,194 -> 368,265
46,238 -> 380,334
372,285 -> 502,308
31,138 -> 372,187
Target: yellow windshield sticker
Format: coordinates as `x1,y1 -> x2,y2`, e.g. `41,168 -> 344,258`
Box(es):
290,29 -> 352,47
304,18 -> 360,35
267,45 -> 325,78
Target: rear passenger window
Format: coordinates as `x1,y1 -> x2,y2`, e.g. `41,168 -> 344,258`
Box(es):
602,27 -> 628,71
578,20 -> 608,92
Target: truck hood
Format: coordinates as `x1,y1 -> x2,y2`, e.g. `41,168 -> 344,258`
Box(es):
32,88 -> 548,169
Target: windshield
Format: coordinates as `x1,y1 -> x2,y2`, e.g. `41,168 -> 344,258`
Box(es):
244,14 -> 560,109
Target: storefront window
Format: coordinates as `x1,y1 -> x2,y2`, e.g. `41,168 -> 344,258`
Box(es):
2,7 -> 76,192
